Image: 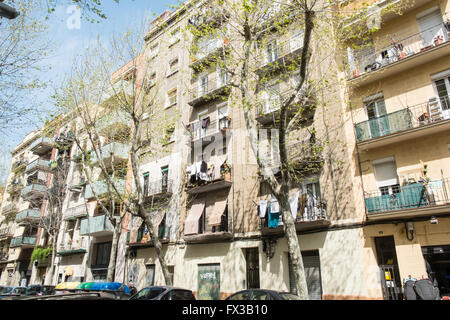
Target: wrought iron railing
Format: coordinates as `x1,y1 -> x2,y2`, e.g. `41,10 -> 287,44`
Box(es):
189,117 -> 231,141
189,73 -> 230,103
348,21 -> 449,79
144,178 -> 173,197
355,96 -> 450,142
257,34 -> 304,68
10,235 -> 37,247
364,178 -> 450,214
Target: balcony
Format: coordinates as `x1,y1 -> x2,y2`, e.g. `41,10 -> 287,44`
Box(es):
11,159 -> 27,173
80,214 -> 114,236
260,194 -> 330,235
21,183 -> 47,200
354,96 -> 450,150
2,203 -> 18,215
364,178 -> 450,221
189,117 -> 231,147
90,142 -> 130,165
255,86 -> 315,125
188,74 -> 231,107
56,239 -> 87,256
127,225 -> 170,247
0,226 -> 13,239
69,179 -> 87,193
29,137 -> 54,155
9,236 -> 37,248
183,210 -> 232,244
96,110 -> 132,133
186,163 -> 232,195
144,178 -> 173,201
190,37 -> 230,69
15,209 -> 41,224
0,252 -> 9,263
54,131 -> 75,149
84,178 -> 126,200
347,22 -> 450,86
64,204 -> 88,221
256,35 -> 304,74
25,159 -> 52,174
7,180 -> 24,194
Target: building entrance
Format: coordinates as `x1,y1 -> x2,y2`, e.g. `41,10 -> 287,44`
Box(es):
422,245 -> 450,297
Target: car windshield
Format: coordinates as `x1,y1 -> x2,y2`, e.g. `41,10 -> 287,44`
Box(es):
0,287 -> 13,294
279,293 -> 302,300
25,287 -> 37,294
131,287 -> 165,300
42,287 -> 53,294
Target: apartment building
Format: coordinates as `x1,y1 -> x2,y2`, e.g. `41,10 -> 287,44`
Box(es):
343,0 -> 450,299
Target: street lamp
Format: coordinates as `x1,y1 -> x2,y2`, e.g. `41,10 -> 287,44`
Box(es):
0,0 -> 19,20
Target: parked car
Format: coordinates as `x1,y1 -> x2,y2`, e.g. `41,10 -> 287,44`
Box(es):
0,286 -> 27,298
25,284 -> 56,296
129,286 -> 196,300
225,289 -> 302,300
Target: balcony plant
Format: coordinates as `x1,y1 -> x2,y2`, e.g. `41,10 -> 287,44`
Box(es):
220,162 -> 232,181
433,35 -> 444,46
30,246 -> 52,265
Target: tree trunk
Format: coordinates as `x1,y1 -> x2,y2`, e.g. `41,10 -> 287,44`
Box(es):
142,213 -> 172,286
277,193 -> 309,299
107,218 -> 121,282
44,237 -> 57,285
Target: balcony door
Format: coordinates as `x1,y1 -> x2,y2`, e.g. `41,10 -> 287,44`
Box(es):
417,8 -> 446,47
365,96 -> 390,139
373,157 -> 399,195
433,72 -> 450,119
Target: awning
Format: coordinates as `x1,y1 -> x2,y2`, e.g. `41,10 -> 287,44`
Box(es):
152,211 -> 166,234
184,197 -> 206,235
208,194 -> 228,226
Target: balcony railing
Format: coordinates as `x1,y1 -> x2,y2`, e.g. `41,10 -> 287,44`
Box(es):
80,214 -> 114,236
189,117 -> 231,141
96,110 -> 132,132
257,34 -> 304,69
365,178 -> 450,215
29,137 -> 54,155
90,142 -> 130,163
21,183 -> 47,199
8,180 -> 24,194
190,37 -> 230,67
2,203 -> 18,214
25,159 -> 51,173
144,179 -> 173,198
348,21 -> 449,80
189,73 -> 230,105
57,239 -> 87,256
355,96 -> 450,143
15,209 -> 41,223
64,204 -> 89,220
0,226 -> 13,238
10,236 -> 37,248
11,159 -> 27,172
84,178 -> 126,199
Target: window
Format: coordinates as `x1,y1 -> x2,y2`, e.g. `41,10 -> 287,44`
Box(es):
198,74 -> 209,96
168,265 -> 174,285
149,43 -> 159,58
143,172 -> 149,196
373,157 -> 399,195
227,291 -> 251,300
167,58 -> 179,76
434,76 -> 450,111
167,89 -> 177,107
265,39 -> 278,64
252,291 -> 272,300
261,83 -> 281,113
417,8 -> 446,47
145,264 -> 155,287
364,95 -> 390,138
170,27 -> 181,46
290,30 -> 304,52
161,166 -> 169,191
217,68 -> 228,88
92,242 -> 112,267
218,104 -> 230,130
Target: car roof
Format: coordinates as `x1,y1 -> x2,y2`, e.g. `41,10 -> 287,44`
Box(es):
141,286 -> 191,291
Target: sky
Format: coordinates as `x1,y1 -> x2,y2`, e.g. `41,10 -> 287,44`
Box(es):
0,0 -> 178,184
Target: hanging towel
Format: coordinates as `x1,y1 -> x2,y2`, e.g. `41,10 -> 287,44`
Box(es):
268,211 -> 280,228
269,197 -> 280,213
289,192 -> 299,220
201,116 -> 210,129
200,161 -> 208,173
258,200 -> 268,218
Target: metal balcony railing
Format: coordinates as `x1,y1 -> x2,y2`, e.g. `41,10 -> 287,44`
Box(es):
90,142 -> 130,163
257,34 -> 304,68
0,226 -> 13,238
144,179 -> 173,198
29,136 -> 53,155
355,96 -> 450,143
11,159 -> 27,172
348,21 -> 449,79
189,73 -> 230,103
189,117 -> 231,141
10,235 -> 37,248
21,183 -> 47,198
57,239 -> 87,254
25,159 -> 50,173
84,178 -> 126,199
15,209 -> 41,223
364,178 -> 450,214
64,204 -> 88,220
2,203 -> 17,214
80,214 -> 114,235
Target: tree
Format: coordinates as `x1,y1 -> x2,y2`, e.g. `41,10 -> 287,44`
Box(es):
54,18 -> 179,284
0,0 -> 50,134
184,0 -> 413,298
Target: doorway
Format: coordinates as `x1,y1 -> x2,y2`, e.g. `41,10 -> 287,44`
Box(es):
375,236 -> 403,300
422,245 -> 450,297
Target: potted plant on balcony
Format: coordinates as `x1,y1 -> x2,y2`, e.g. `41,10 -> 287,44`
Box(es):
433,35 -> 444,46
220,162 -> 232,181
